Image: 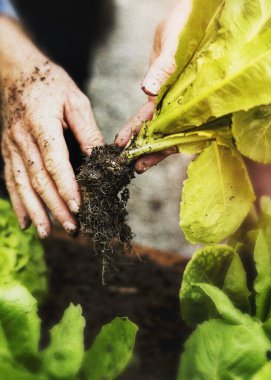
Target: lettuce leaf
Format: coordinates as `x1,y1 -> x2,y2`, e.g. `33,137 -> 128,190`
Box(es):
178,319 -> 271,380
223,251 -> 251,313
180,143 -> 255,243
0,285 -> 40,364
42,304 -> 85,379
254,231 -> 271,321
180,244 -> 234,326
157,0 -> 224,107
81,317 -> 138,380
196,283 -> 248,325
251,363 -> 271,380
0,199 -> 47,301
232,106 -> 271,164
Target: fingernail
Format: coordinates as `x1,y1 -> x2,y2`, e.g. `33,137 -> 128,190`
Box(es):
68,199 -> 80,214
136,161 -> 147,174
63,221 -> 78,235
141,84 -> 158,97
19,216 -> 31,230
37,225 -> 49,239
164,146 -> 178,155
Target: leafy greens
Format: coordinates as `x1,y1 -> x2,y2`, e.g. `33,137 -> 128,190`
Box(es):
0,284 -> 138,380
123,0 -> 271,244
0,199 -> 47,302
178,197 -> 271,379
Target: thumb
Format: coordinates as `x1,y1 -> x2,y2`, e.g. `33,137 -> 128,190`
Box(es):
141,50 -> 176,97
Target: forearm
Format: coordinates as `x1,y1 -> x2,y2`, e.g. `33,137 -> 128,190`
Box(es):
0,16 -> 45,79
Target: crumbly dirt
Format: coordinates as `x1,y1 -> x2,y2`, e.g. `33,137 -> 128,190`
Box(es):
41,232 -> 189,380
77,145 -> 135,269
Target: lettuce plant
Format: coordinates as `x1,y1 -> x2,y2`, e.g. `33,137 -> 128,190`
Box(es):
123,0 -> 271,245
178,197 -> 271,379
0,284 -> 137,380
0,199 -> 47,302
0,200 -> 138,379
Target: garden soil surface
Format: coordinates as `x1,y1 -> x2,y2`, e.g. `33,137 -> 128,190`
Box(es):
41,231 -> 189,380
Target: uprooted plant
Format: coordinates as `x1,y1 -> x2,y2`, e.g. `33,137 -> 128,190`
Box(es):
78,0 -> 271,256
77,145 -> 134,266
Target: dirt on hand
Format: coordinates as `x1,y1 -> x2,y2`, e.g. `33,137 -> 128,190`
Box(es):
77,145 -> 135,269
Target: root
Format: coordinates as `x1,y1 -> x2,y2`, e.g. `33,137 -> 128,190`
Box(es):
77,145 -> 135,268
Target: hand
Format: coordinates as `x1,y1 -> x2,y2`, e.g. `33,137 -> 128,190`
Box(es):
0,17 -> 103,238
116,0 -> 192,172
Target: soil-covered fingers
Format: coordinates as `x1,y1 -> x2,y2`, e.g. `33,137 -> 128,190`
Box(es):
65,92 -> 104,155
135,147 -> 178,173
115,101 -> 155,147
32,119 -> 81,214
8,144 -> 52,238
3,152 -> 30,229
15,133 -> 78,235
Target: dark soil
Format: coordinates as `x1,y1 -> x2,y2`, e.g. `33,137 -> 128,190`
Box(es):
41,232 -> 189,380
77,145 -> 134,271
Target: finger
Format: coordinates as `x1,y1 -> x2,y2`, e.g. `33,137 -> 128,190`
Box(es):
141,51 -> 176,96
3,154 -> 30,229
135,147 -> 178,173
65,92 -> 104,155
141,0 -> 191,96
31,118 -> 81,214
115,101 -> 155,147
9,144 -> 52,238
15,132 -> 78,234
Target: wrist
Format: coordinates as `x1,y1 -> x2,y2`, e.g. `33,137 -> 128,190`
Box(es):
0,16 -> 46,81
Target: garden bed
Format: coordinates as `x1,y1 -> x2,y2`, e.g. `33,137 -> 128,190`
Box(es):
41,231 -> 189,380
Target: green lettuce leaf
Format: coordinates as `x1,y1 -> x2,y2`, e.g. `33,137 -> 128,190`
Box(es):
0,285 -> 40,366
147,12 -> 271,137
42,304 -> 85,379
232,106 -> 271,164
251,362 -> 271,380
196,283 -> 247,325
0,364 -> 45,380
81,317 -> 138,380
157,0 -> 224,107
223,250 -> 251,313
180,244 -> 234,327
178,319 -> 271,380
0,199 -> 47,301
180,143 -> 255,244
161,0 -> 271,115
254,231 -> 271,321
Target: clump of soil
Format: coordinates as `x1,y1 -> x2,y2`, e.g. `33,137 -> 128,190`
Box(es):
77,145 -> 134,265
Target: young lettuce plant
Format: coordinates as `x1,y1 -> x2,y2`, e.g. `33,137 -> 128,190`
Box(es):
0,284 -> 138,380
177,197 -> 271,379
123,0 -> 271,245
0,199 -> 138,379
0,199 -> 47,302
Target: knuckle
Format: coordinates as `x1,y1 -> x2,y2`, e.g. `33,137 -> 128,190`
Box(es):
9,126 -> 22,144
157,53 -> 176,76
31,170 -> 50,195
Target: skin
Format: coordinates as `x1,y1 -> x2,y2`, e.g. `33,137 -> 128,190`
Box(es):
0,16 -> 103,238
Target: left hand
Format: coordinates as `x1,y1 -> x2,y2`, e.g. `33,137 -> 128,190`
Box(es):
115,0 -> 192,172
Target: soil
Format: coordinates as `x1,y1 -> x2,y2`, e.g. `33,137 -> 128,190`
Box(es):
77,145 -> 135,272
41,231 -> 190,380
